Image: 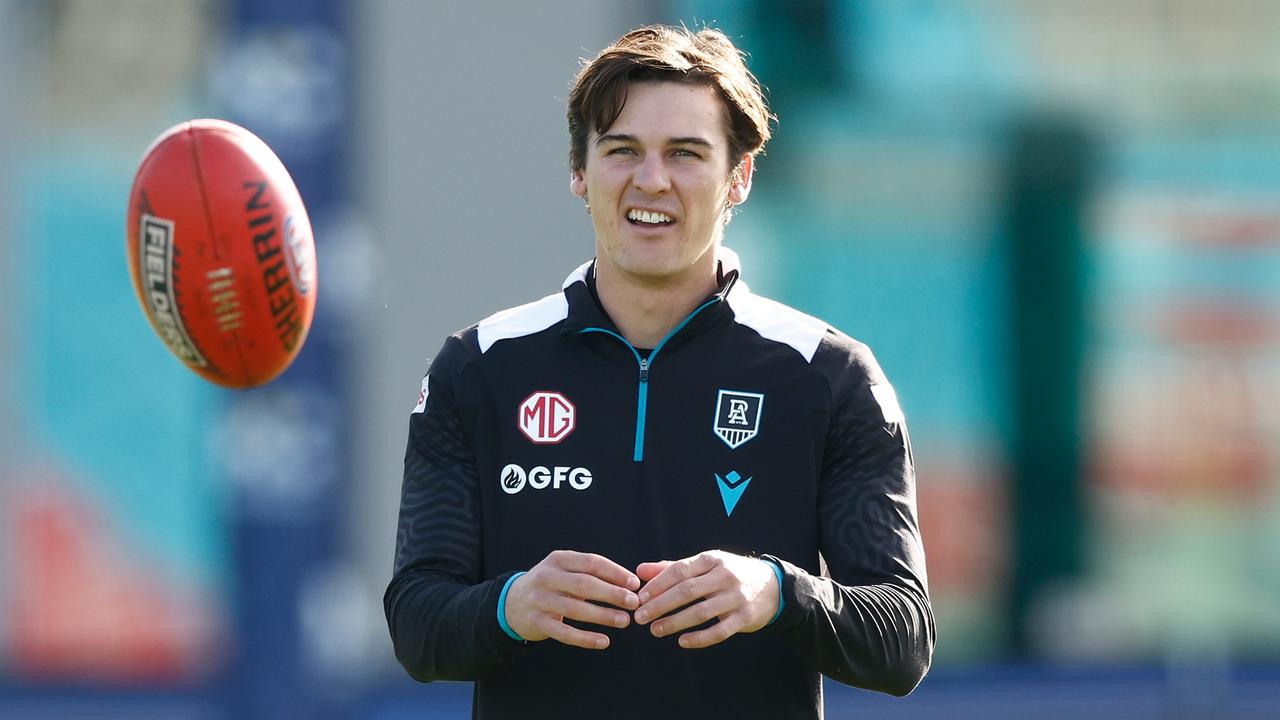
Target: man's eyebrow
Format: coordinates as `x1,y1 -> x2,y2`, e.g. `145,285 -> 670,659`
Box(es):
669,137 -> 714,148
594,134 -> 715,148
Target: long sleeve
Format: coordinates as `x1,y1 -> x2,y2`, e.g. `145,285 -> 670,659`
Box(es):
383,335 -> 525,681
765,337 -> 935,696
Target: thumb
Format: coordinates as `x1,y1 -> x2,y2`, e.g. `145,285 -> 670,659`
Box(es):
636,561 -> 673,583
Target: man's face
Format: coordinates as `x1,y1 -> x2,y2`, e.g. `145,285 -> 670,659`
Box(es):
571,81 -> 752,286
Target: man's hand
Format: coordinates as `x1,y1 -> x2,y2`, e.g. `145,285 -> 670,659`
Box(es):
504,550 -> 641,650
633,550 -> 779,649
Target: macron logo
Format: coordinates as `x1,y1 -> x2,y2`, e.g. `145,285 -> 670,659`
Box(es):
715,470 -> 753,517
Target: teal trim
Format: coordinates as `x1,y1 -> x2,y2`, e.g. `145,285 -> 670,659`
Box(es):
497,571 -> 528,642
651,298 -> 719,357
577,327 -> 642,361
577,298 -> 720,462
634,374 -> 649,461
765,560 -> 785,625
577,328 -> 646,460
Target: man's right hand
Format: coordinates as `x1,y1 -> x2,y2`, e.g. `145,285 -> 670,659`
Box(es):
504,550 -> 641,649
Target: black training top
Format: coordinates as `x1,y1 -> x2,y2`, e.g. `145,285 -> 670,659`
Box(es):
384,249 -> 934,719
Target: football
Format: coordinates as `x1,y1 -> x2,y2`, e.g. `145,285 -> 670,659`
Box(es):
126,119 -> 317,389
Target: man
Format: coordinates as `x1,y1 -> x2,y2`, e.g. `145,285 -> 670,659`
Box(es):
385,25 -> 934,719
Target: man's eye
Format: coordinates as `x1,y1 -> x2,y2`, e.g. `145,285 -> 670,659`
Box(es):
673,149 -> 702,158
608,147 -> 636,156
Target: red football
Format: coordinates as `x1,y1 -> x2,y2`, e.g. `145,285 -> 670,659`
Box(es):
126,119 -> 317,389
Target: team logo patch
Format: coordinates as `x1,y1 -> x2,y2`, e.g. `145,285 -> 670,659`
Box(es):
518,391 -> 576,444
715,470 -> 752,517
713,389 -> 764,449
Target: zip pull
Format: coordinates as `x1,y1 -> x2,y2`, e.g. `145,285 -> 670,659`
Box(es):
639,358 -> 650,382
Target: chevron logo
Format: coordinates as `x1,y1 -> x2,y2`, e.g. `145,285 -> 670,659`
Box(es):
715,470 -> 753,517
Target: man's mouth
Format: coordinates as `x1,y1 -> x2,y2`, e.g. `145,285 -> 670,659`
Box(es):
627,209 -> 675,226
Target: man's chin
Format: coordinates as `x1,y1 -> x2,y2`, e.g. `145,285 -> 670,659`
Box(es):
597,243 -> 716,287
618,263 -> 684,284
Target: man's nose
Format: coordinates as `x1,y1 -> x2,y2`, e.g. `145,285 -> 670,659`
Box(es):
632,154 -> 672,194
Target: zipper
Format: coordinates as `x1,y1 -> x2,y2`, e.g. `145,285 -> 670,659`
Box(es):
579,297 -> 719,462
635,357 -> 650,461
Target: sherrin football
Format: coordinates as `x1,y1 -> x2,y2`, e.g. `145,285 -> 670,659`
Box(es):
126,119 -> 317,389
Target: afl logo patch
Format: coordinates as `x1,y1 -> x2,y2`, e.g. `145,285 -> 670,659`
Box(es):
411,374 -> 430,414
713,389 -> 764,449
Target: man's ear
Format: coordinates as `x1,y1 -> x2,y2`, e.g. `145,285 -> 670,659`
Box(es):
570,170 -> 587,199
728,154 -> 754,205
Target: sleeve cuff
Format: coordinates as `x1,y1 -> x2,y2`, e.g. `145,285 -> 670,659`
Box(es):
497,571 -> 528,642
763,559 -> 785,626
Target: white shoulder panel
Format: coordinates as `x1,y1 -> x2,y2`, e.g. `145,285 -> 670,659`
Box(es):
476,292 -> 569,353
726,284 -> 829,363
562,260 -> 592,289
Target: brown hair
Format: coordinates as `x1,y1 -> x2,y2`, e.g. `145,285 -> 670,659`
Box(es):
567,25 -> 773,175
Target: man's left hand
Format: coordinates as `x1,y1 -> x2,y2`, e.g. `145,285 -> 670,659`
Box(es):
633,550 -> 779,649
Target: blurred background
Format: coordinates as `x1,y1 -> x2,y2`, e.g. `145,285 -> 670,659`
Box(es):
1,0 -> 1278,718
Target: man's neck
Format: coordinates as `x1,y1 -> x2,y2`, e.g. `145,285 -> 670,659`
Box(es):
594,256 -> 719,349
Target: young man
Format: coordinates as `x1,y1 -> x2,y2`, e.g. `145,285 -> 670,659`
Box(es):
385,25 -> 934,719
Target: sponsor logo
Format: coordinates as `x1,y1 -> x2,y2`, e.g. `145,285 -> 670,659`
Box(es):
500,464 -> 593,494
245,181 -> 305,352
411,374 -> 430,414
715,470 -> 752,517
713,389 -> 764,449
518,391 -> 576,444
138,213 -> 207,366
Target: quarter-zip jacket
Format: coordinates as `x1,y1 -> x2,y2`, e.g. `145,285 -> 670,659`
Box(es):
385,250 -> 934,719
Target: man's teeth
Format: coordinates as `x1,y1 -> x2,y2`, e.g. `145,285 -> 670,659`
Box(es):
628,209 -> 673,224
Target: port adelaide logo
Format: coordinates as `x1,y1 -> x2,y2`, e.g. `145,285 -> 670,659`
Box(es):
713,389 -> 764,449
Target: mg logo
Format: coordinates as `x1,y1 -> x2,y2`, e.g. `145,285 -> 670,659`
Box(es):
518,391 -> 576,444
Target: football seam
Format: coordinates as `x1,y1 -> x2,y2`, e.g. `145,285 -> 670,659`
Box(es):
188,124 -> 254,388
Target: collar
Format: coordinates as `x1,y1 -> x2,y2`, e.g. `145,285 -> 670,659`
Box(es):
560,247 -> 746,335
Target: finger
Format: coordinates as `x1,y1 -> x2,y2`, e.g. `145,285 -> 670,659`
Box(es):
635,560 -> 673,583
638,554 -> 715,604
634,571 -> 725,625
551,550 -> 641,591
534,615 -> 612,650
544,593 -> 631,629
649,592 -> 737,638
634,556 -> 727,609
546,568 -> 640,610
677,611 -> 749,649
